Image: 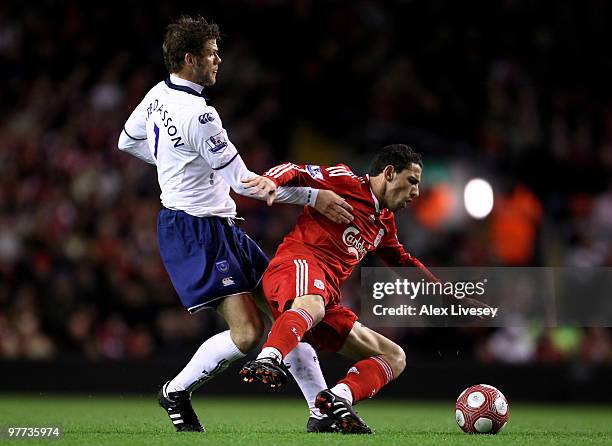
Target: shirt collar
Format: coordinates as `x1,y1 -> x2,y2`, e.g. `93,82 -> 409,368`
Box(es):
166,74 -> 206,97
365,174 -> 381,213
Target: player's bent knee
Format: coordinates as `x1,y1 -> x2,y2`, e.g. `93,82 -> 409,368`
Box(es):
230,321 -> 264,353
291,294 -> 325,325
384,344 -> 406,379
396,346 -> 407,376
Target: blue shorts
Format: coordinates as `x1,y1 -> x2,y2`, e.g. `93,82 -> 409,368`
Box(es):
157,208 -> 269,313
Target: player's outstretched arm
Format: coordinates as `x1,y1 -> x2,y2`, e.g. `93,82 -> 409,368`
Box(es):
190,113 -> 333,209
241,177 -> 353,223
241,175 -> 277,206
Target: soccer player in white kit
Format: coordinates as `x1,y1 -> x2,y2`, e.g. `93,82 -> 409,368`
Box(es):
118,15 -> 353,433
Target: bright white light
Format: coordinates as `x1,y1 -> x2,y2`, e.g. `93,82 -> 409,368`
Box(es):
464,178 -> 494,219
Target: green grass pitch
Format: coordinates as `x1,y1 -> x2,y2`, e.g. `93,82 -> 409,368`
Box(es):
0,395 -> 610,445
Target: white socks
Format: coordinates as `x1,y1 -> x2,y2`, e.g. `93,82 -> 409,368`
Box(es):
164,331 -> 330,420
166,330 -> 245,394
284,343 -> 328,418
330,383 -> 353,405
257,346 -> 283,364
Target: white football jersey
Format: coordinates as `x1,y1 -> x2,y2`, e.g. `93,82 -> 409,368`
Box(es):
120,75 -> 242,217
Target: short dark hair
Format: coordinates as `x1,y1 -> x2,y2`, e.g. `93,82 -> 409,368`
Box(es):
163,15 -> 221,73
369,144 -> 423,176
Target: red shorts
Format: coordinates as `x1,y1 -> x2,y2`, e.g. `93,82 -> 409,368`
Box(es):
262,257 -> 357,352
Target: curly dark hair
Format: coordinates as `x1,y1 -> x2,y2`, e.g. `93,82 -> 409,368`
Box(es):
369,144 -> 423,176
163,15 -> 221,73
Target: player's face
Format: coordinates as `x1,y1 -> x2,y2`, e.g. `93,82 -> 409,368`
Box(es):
383,163 -> 422,211
194,39 -> 222,86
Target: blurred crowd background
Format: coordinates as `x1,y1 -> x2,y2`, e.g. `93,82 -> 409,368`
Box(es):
0,0 -> 611,371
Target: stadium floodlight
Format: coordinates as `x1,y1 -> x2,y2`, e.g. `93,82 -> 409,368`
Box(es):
464,178 -> 494,219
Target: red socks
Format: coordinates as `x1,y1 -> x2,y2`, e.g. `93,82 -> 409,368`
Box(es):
338,356 -> 394,403
262,308 -> 314,358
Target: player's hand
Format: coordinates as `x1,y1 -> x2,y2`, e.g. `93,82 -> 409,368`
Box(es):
242,176 -> 277,206
314,189 -> 354,224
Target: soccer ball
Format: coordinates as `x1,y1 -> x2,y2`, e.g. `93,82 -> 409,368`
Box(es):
455,384 -> 509,434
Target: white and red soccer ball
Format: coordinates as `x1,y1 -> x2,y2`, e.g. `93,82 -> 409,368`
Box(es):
455,384 -> 509,434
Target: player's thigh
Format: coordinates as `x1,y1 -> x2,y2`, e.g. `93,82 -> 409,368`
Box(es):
217,292 -> 264,350
263,256 -> 334,317
338,322 -> 406,376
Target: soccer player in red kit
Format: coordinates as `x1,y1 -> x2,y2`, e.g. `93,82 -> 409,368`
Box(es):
240,144 -> 428,434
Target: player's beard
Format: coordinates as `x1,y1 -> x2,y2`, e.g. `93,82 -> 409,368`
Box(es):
193,59 -> 216,86
201,70 -> 216,86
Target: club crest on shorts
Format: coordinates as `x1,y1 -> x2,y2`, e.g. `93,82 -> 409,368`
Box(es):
215,260 -> 230,274
314,279 -> 325,290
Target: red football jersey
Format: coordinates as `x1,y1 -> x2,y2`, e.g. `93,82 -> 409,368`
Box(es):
263,163 -> 426,299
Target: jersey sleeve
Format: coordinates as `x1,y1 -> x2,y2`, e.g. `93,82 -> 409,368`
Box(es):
275,187 -> 319,207
263,163 -> 360,193
118,98 -> 155,164
376,217 -> 419,267
376,217 -> 441,283
186,107 -> 239,171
